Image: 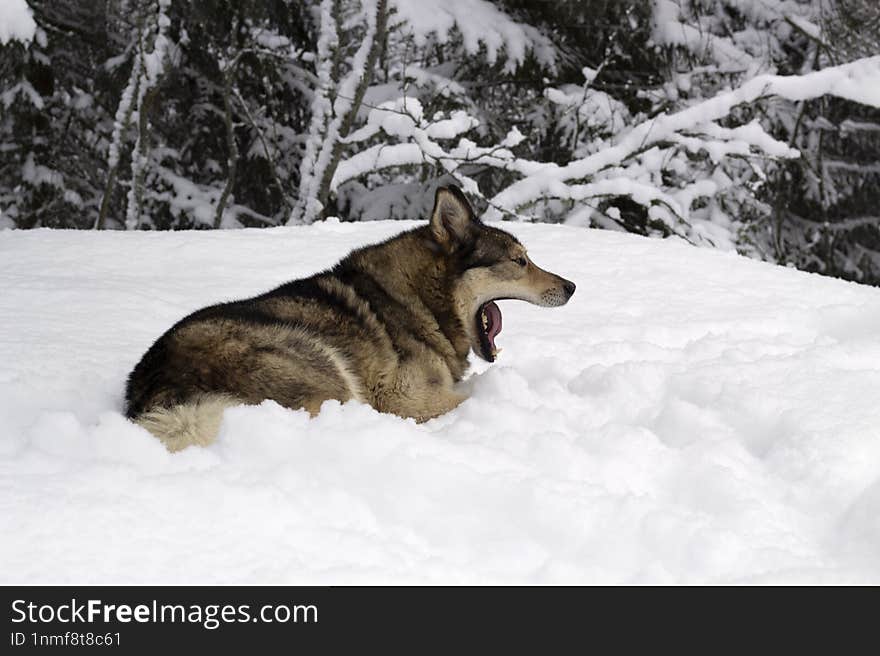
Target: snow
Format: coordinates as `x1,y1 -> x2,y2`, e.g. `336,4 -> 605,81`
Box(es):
0,80 -> 43,109
390,0 -> 556,72
369,97 -> 424,138
652,0 -> 756,71
332,96 -> 544,194
0,0 -> 35,45
545,84 -> 631,136
289,0 -> 338,224
2,222 -> 880,584
291,0 -> 389,225
21,152 -> 62,189
488,56 -> 880,220
785,14 -> 821,42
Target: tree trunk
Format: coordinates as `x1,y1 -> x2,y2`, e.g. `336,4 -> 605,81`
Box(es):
215,68 -> 239,229
289,0 -> 388,224
95,21 -> 144,230
314,0 -> 388,218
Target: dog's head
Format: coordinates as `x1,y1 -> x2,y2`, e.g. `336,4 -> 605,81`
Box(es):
428,186 -> 576,362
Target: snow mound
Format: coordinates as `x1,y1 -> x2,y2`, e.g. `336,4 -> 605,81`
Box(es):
0,0 -> 36,45
2,222 -> 880,584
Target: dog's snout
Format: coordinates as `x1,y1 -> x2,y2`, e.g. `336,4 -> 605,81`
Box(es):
563,280 -> 576,298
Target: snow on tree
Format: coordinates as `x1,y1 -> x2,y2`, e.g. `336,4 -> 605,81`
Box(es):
96,0 -> 171,230
290,0 -> 390,225
0,0 -> 36,46
297,0 -> 879,257
487,57 -> 880,240
290,0 -> 558,224
1,0 -> 879,285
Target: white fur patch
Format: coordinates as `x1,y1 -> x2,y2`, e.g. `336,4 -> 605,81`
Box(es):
315,341 -> 365,404
136,394 -> 241,452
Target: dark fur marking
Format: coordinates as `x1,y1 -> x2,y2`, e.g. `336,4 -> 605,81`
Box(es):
331,261 -> 422,359
263,276 -> 367,329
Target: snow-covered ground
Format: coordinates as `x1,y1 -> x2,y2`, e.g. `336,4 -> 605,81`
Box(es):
2,221 -> 880,584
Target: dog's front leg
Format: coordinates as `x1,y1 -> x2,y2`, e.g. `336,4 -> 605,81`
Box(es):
377,383 -> 466,423
413,389 -> 467,423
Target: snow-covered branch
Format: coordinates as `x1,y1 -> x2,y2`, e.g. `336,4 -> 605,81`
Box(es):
290,0 -> 388,224
486,56 -> 880,223
125,0 -> 172,230
331,97 -> 532,190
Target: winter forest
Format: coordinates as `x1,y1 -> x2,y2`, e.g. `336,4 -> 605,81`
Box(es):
1,0 -> 879,282
5,1 -> 880,586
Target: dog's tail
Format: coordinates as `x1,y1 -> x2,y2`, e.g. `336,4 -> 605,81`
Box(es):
134,394 -> 241,452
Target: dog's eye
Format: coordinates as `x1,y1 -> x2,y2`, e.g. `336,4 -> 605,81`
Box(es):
514,256 -> 527,267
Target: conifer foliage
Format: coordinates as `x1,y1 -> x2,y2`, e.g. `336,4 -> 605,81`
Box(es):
1,1 -> 878,282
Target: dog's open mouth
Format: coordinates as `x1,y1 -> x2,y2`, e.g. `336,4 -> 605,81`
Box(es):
476,301 -> 503,361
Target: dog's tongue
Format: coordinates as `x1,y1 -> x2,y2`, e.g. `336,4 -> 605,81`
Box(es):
485,301 -> 502,348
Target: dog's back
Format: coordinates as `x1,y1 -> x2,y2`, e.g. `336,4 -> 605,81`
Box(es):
125,272 -> 394,450
125,223 -> 470,450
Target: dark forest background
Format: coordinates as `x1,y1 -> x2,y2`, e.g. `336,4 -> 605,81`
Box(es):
1,1 -> 879,283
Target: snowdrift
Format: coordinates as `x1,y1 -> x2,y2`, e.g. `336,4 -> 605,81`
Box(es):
2,221 -> 880,584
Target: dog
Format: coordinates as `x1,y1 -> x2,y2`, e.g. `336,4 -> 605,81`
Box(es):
125,186 -> 575,451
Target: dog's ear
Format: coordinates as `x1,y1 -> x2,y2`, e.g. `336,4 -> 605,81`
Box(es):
429,186 -> 477,249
